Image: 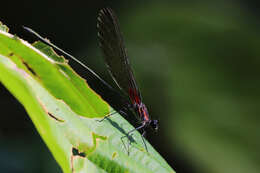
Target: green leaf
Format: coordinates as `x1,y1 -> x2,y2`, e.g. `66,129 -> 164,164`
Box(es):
0,21 -> 9,32
0,24 -> 174,173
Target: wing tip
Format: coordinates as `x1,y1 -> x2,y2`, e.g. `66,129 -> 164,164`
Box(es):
97,7 -> 118,25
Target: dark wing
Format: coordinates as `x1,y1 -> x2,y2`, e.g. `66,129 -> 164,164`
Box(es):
97,8 -> 141,104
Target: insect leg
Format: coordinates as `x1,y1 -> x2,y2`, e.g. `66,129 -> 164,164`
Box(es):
141,130 -> 148,153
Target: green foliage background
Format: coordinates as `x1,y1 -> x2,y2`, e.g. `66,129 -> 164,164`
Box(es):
121,3 -> 260,173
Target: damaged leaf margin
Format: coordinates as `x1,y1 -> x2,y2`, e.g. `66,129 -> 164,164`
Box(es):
0,24 -> 174,173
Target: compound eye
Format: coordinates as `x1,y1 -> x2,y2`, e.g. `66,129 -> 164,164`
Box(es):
151,120 -> 159,130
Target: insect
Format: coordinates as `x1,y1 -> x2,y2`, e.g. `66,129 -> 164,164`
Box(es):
97,8 -> 158,142
23,7 -> 158,153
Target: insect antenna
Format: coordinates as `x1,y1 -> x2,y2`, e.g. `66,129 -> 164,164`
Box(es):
23,26 -> 113,91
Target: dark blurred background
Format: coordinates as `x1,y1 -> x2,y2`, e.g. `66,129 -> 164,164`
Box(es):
1,0 -> 260,173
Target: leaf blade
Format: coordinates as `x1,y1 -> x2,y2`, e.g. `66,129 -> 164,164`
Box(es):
0,27 -> 174,173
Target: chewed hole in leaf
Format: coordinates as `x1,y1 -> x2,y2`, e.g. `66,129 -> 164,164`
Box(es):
22,60 -> 37,76
33,41 -> 66,63
8,52 -> 14,57
112,152 -> 117,159
47,112 -> 65,122
72,147 -> 86,157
